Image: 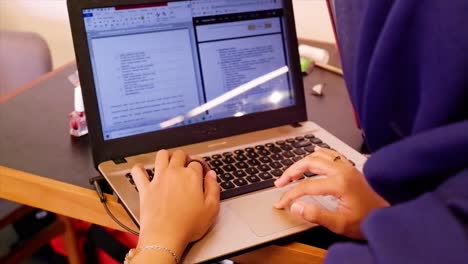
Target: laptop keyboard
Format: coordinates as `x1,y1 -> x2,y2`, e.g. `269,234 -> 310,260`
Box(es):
205,134 -> 333,200
125,134 -> 354,200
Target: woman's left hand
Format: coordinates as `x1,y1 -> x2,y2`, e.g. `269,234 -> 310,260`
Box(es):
274,147 -> 389,239
131,150 -> 220,254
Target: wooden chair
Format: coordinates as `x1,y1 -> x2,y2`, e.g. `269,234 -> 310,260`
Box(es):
0,206 -> 81,264
0,31 -> 52,97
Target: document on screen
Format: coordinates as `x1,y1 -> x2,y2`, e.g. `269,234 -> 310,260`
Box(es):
90,29 -> 200,138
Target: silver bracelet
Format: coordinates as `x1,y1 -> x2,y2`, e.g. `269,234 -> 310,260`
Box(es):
124,245 -> 181,264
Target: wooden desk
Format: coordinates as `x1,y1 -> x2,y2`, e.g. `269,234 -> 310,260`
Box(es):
0,40 -> 357,263
0,165 -> 327,264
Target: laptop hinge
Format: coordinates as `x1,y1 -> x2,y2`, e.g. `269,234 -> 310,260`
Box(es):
112,157 -> 128,165
290,122 -> 302,128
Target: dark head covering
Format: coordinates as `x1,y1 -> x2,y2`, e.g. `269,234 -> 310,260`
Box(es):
326,0 -> 468,263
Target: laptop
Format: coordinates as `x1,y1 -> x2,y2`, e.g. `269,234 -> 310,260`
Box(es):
67,0 -> 365,262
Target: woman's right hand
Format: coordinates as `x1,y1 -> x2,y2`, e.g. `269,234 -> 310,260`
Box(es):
274,147 -> 389,239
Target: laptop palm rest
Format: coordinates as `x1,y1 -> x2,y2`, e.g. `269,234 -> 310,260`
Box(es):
228,186 -> 314,237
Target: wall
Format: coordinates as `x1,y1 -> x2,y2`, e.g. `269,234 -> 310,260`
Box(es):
0,0 -> 334,69
293,0 -> 335,43
0,0 -> 74,69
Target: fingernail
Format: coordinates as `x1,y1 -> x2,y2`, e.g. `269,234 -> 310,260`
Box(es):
273,201 -> 282,209
291,202 -> 304,216
208,170 -> 217,180
274,179 -> 284,187
315,146 -> 322,151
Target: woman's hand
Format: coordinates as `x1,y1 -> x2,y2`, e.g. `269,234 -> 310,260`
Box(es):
274,147 -> 389,239
131,150 -> 220,256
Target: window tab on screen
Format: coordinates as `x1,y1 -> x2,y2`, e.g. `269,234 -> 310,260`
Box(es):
192,0 -> 281,17
83,2 -> 191,32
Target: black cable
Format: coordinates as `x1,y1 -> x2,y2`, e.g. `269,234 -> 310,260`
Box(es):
102,200 -> 139,236
91,176 -> 139,235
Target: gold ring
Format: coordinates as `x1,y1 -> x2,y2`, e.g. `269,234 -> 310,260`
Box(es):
187,159 -> 209,173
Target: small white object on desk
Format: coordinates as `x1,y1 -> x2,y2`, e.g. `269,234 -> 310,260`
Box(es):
299,44 -> 343,76
298,44 -> 330,65
310,83 -> 325,97
74,86 -> 84,113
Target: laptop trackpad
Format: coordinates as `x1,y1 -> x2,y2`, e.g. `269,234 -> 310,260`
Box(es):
228,187 -> 312,237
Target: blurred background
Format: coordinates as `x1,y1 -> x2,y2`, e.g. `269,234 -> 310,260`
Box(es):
0,0 -> 335,69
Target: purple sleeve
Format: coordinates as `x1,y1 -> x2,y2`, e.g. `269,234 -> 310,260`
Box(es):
325,169 -> 468,264
325,243 -> 373,264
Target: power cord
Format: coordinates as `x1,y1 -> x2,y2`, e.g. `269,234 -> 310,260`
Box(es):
90,176 -> 139,235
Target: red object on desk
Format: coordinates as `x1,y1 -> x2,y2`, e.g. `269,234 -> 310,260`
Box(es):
69,111 -> 88,137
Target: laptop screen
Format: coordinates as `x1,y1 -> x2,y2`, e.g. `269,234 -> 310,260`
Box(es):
82,0 -> 295,141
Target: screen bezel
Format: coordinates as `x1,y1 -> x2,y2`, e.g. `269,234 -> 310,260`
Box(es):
67,0 -> 307,166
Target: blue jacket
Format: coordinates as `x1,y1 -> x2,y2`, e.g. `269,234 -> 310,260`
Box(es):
327,0 -> 468,263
